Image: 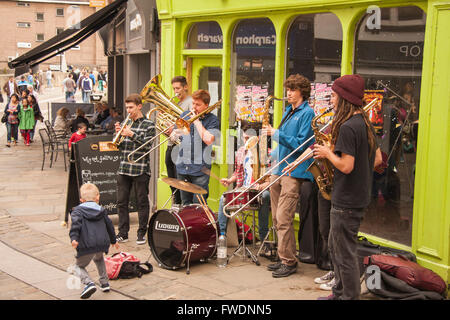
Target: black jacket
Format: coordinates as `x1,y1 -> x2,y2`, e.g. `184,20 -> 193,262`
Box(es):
69,202 -> 116,258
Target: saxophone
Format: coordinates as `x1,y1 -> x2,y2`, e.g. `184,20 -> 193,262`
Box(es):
307,110 -> 334,200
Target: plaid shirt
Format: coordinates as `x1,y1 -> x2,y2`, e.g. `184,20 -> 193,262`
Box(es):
118,117 -> 155,176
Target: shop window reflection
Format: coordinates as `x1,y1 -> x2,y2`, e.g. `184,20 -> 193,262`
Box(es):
287,13 -> 343,83
355,6 -> 425,246
186,21 -> 223,49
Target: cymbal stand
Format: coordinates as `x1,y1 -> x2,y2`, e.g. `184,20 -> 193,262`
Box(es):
227,209 -> 260,266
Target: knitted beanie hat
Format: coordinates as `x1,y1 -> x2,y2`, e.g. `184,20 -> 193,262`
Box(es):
331,74 -> 365,106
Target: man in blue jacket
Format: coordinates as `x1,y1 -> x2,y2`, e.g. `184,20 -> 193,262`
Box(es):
69,183 -> 119,299
263,74 -> 315,278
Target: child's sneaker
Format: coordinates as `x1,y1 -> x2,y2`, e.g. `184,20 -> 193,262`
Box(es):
314,271 -> 334,284
100,283 -> 110,292
80,282 -> 96,299
116,235 -> 128,243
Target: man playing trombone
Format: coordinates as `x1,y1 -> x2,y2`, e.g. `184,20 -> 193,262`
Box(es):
114,94 -> 155,245
171,89 -> 220,205
262,74 -> 315,278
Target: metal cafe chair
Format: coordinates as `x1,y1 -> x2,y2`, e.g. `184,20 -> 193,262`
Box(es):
38,128 -> 54,170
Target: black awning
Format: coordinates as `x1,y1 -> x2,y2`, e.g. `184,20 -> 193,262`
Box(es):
8,0 -> 128,75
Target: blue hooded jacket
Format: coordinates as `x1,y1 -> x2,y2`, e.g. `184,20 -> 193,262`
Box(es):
271,100 -> 315,180
69,202 -> 116,258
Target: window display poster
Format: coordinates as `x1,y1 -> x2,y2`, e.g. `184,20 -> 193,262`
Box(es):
235,84 -> 269,122
310,82 -> 334,124
364,90 -> 384,127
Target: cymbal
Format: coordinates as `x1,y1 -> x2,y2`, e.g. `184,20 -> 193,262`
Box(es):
162,177 -> 207,194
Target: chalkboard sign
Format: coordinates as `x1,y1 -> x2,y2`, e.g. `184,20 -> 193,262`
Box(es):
65,135 -> 136,222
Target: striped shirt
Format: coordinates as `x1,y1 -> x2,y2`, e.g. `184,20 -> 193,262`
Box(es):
118,117 -> 155,176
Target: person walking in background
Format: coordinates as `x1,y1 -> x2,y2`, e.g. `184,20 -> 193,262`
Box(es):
46,68 -> 53,89
69,183 -> 119,299
78,71 -> 93,103
98,70 -> 106,92
3,76 -> 19,104
63,73 -> 77,102
18,97 -> 35,146
4,93 -> 21,147
17,76 -> 28,95
27,95 -> 43,143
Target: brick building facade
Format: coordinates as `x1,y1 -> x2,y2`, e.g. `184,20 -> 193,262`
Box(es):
0,0 -> 107,72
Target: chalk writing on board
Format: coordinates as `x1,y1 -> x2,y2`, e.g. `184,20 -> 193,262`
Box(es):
81,155 -> 119,165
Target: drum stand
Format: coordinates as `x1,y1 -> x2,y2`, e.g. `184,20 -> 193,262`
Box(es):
227,210 -> 260,266
256,226 -> 277,259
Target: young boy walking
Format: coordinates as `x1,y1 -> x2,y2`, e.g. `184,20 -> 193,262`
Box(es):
69,183 -> 119,299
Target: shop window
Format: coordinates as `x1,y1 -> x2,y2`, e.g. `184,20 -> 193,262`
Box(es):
287,13 -> 342,117
231,18 -> 276,129
354,6 -> 426,246
186,21 -> 223,49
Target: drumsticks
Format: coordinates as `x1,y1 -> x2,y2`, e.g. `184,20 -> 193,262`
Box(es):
201,167 -> 221,182
196,194 -> 217,230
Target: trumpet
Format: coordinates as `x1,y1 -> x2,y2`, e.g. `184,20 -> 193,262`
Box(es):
108,113 -> 132,148
127,100 -> 222,163
223,99 -> 379,219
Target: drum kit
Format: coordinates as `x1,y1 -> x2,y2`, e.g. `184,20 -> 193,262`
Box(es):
147,177 -> 266,274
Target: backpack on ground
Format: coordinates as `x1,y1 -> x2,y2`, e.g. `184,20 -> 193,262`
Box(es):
104,252 -> 153,280
363,254 -> 447,296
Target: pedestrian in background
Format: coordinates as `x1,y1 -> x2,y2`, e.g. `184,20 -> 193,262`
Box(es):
27,94 -> 43,143
4,93 -> 20,147
69,183 -> 119,299
3,76 -> 19,104
18,97 -> 35,146
46,68 -> 53,88
63,73 -> 76,102
78,71 -> 93,103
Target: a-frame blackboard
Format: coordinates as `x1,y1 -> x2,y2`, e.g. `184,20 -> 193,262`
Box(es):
65,135 -> 136,223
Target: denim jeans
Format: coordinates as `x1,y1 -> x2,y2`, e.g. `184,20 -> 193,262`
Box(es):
82,91 -> 91,103
328,205 -> 364,300
6,122 -> 19,143
117,173 -> 150,238
65,91 -> 74,102
217,189 -> 270,240
176,173 -> 210,205
165,146 -> 181,205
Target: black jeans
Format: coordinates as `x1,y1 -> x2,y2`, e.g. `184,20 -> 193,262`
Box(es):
165,145 -> 181,205
328,205 -> 364,300
177,173 -> 210,205
318,192 -> 333,268
117,173 -> 150,238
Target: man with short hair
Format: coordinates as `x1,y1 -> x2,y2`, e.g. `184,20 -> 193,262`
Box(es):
172,89 -> 219,205
3,76 -> 19,103
78,71 -> 93,103
166,76 -> 192,206
63,73 -> 76,102
114,94 -> 155,245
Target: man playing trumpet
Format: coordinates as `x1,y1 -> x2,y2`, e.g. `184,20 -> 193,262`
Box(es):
114,94 -> 155,245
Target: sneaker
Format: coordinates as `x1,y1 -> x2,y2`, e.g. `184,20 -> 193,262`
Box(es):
136,235 -> 146,245
80,282 -> 96,299
317,294 -> 337,300
272,263 -> 297,278
100,283 -> 110,292
267,261 -> 282,271
116,235 -> 129,243
319,278 -> 336,291
314,271 -> 335,284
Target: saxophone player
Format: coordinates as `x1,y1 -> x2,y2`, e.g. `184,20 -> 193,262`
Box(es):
262,74 -> 315,278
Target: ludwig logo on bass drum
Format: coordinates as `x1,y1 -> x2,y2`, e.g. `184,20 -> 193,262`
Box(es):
155,221 -> 180,232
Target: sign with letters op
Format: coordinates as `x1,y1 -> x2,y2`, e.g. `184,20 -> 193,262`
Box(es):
65,135 -> 136,223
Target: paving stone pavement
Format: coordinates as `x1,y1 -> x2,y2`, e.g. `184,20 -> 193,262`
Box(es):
0,88 -> 380,302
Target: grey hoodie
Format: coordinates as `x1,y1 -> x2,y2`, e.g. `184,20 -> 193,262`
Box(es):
69,201 -> 116,258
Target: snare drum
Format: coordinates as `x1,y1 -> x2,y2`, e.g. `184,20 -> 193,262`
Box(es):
223,189 -> 260,212
148,204 -> 217,270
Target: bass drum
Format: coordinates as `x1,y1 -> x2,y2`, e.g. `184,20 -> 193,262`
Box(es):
148,204 -> 217,270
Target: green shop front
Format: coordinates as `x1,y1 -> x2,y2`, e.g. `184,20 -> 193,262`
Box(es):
154,0 -> 450,285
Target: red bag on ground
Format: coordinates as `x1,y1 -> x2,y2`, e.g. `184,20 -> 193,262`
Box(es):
364,254 -> 447,295
104,252 -> 144,280
235,219 -> 255,242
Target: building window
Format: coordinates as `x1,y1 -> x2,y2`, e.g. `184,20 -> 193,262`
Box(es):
186,21 -> 223,49
17,2 -> 30,7
231,18 -> 276,127
36,33 -> 44,42
56,8 -> 64,17
286,13 -> 342,116
36,13 -> 44,21
354,6 -> 426,246
17,22 -> 31,28
56,28 -> 64,35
